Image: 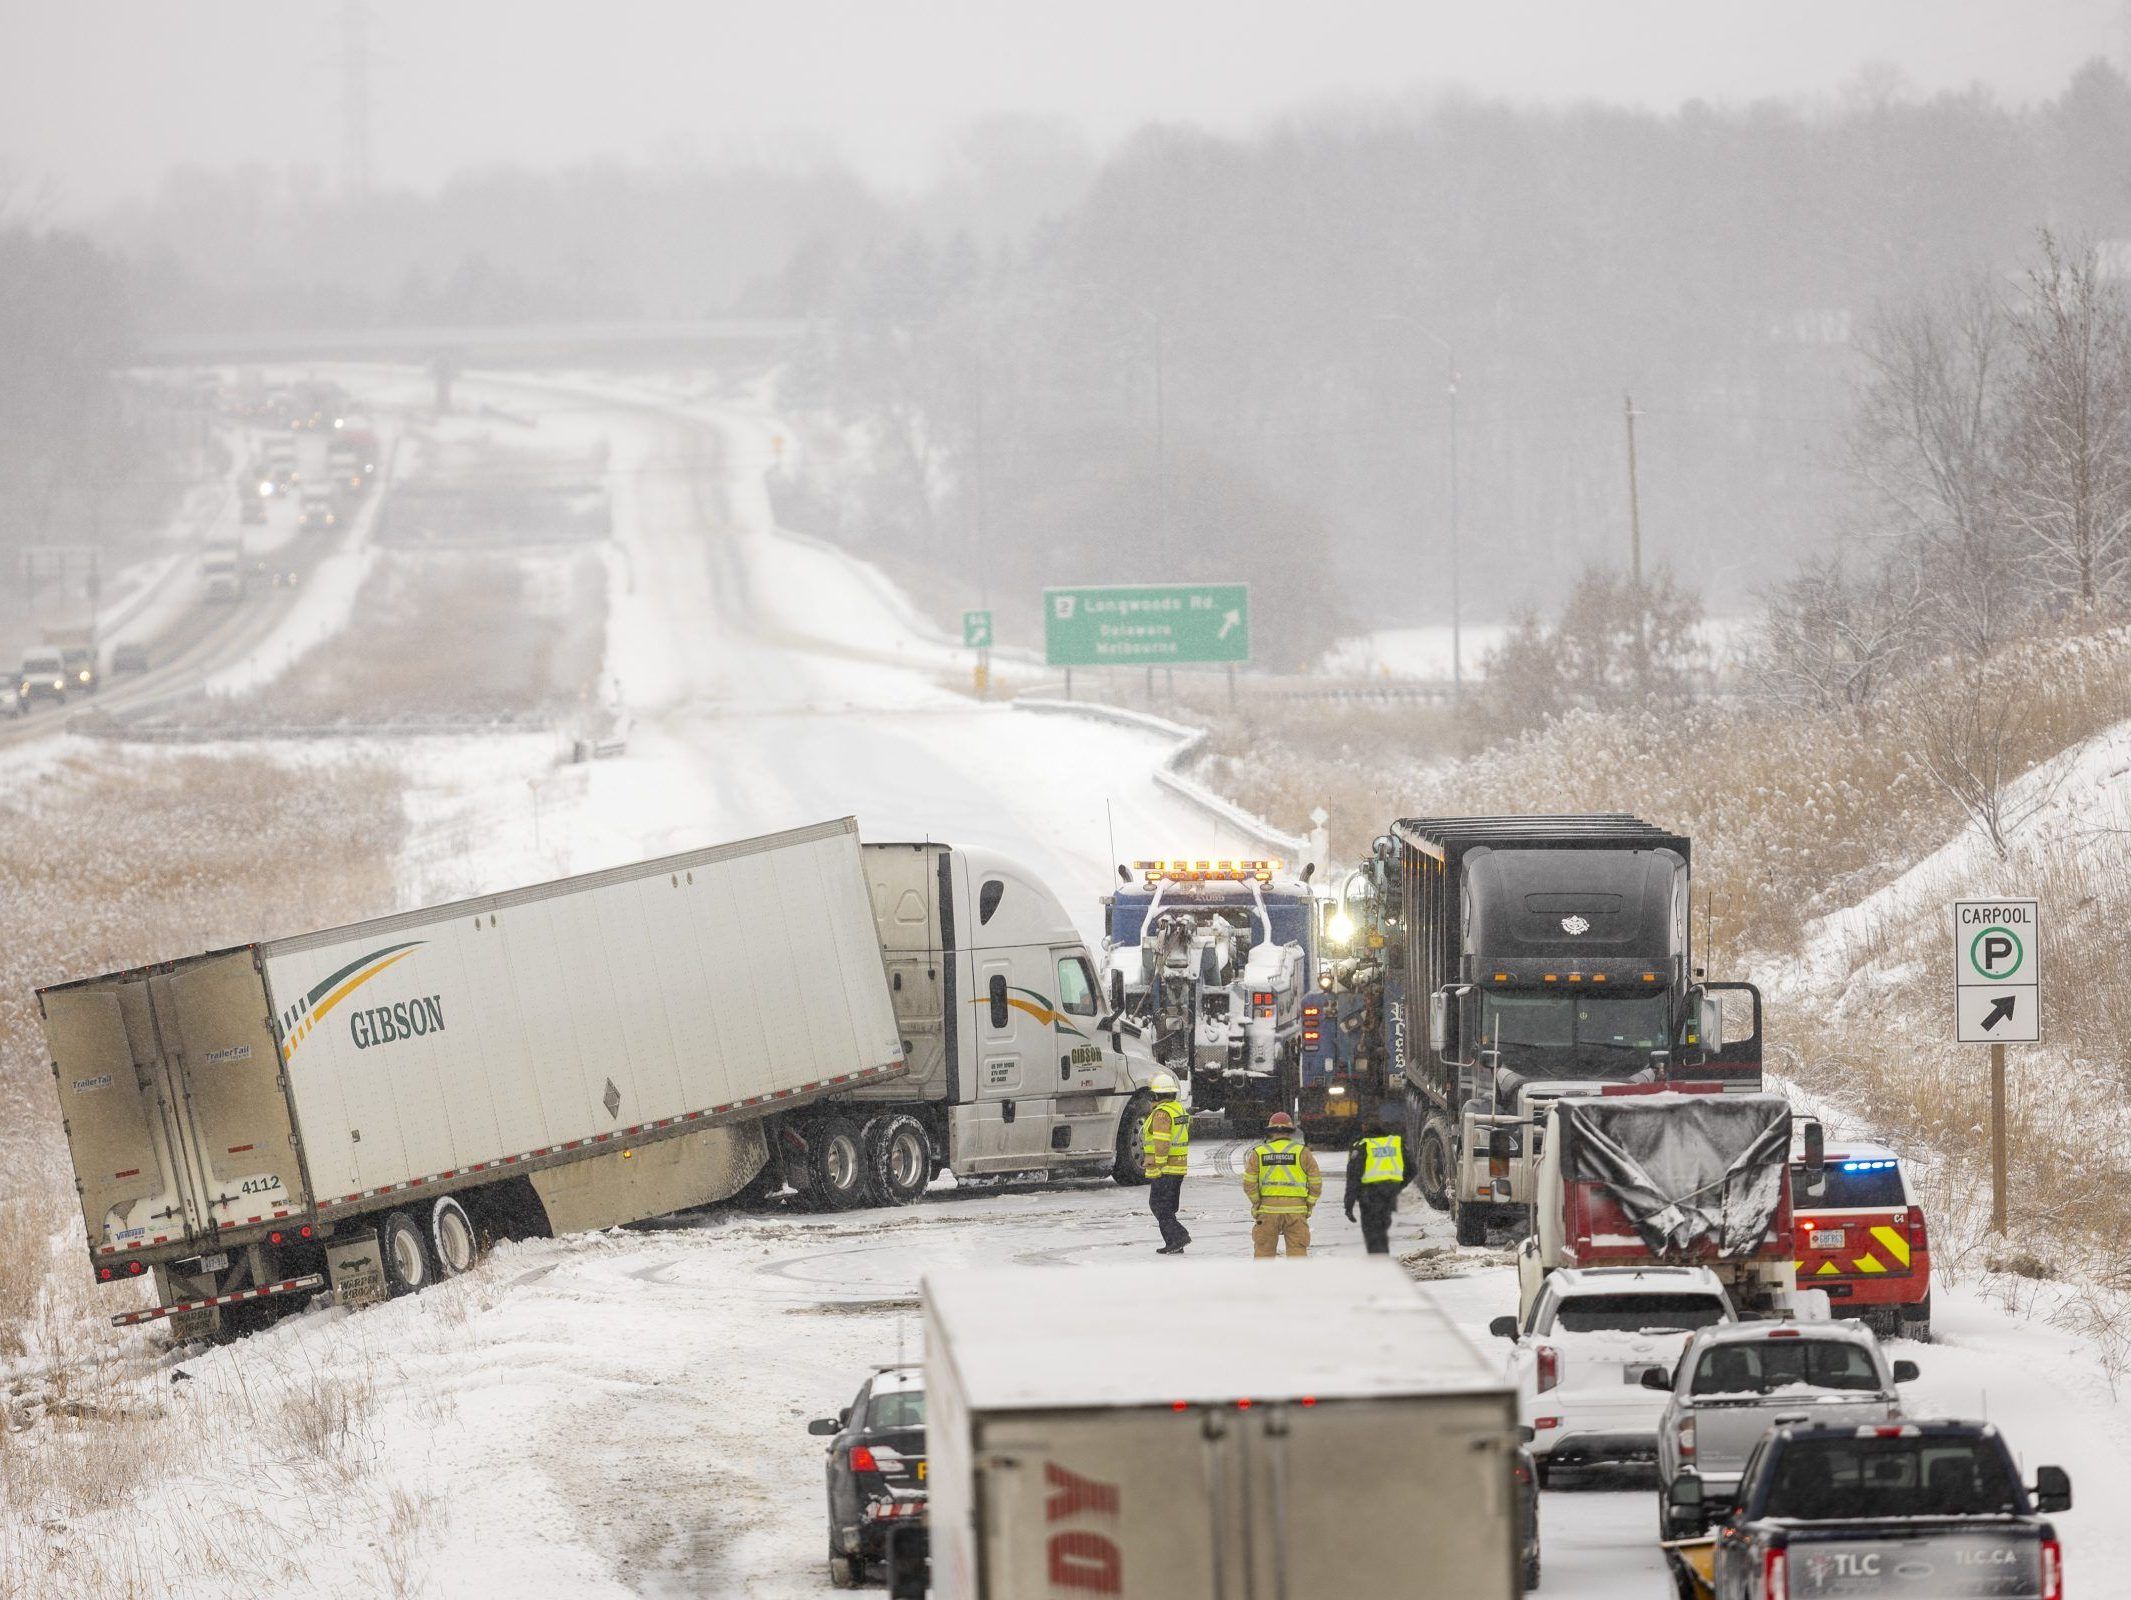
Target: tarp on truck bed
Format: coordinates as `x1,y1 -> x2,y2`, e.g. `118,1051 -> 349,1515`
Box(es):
1558,1091 -> 1789,1258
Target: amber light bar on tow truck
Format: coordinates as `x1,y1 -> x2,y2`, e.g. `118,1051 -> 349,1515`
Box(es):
1136,858 -> 1280,883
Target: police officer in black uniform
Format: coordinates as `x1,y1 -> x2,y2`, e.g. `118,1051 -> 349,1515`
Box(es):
1343,1105 -> 1414,1254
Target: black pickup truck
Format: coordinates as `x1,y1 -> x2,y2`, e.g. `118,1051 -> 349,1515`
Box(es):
1666,1420 -> 2070,1599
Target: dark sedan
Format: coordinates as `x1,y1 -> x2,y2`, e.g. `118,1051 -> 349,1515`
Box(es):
808,1363 -> 927,1589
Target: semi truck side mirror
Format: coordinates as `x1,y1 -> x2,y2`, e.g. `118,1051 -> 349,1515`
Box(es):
1801,1119 -> 1826,1198
2033,1465 -> 2072,1512
1433,985 -> 1477,1068
1109,969 -> 1125,1013
1697,994 -> 1722,1057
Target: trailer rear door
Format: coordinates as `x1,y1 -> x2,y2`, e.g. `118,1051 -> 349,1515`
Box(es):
162,950 -> 309,1231
44,983 -> 199,1257
42,949 -> 306,1260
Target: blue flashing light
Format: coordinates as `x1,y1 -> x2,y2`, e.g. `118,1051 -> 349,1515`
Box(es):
1839,1159 -> 1899,1172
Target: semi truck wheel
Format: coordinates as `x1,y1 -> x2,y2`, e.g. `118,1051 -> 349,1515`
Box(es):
861,1113 -> 932,1207
378,1210 -> 436,1297
804,1117 -> 869,1210
1453,1199 -> 1489,1247
1111,1092 -> 1153,1187
1416,1117 -> 1454,1212
428,1196 -> 478,1277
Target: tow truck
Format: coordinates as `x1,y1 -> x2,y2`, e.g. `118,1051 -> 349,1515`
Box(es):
1102,859 -> 1345,1133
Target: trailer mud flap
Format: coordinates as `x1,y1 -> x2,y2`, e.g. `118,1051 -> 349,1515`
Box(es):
327,1235 -> 388,1308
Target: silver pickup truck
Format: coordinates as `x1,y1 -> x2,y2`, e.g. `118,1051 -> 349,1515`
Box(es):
1652,1320 -> 1917,1536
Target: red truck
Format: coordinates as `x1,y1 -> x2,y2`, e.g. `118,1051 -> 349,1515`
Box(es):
1790,1138 -> 1933,1341
1519,1087 -> 1823,1323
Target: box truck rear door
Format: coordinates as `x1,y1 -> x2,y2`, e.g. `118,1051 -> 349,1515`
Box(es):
164,950 -> 310,1231
44,984 -> 200,1257
1259,1395 -> 1519,1598
978,1409 -> 1218,1600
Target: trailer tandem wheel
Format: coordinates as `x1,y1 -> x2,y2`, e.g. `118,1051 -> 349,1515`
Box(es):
429,1196 -> 478,1277
378,1209 -> 437,1297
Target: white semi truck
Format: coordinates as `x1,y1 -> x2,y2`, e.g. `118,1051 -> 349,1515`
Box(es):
777,840 -> 1159,1208
41,820 -> 1155,1339
924,1259 -> 1526,1600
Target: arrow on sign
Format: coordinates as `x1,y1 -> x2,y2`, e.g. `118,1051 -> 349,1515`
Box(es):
1981,995 -> 2017,1032
1217,609 -> 1240,640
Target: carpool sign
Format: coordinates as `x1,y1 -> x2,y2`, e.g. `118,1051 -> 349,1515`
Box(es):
1953,898 -> 2040,1043
1043,584 -> 1250,667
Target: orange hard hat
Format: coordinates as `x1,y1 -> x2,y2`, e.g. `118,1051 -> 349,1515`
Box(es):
1266,1111 -> 1295,1128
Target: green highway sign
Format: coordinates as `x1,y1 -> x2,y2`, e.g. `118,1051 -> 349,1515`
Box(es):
1043,584 -> 1251,667
963,609 -> 993,649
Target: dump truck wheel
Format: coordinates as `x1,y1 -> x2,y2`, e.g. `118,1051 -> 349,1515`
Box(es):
1112,1092 -> 1153,1187
429,1196 -> 478,1277
378,1210 -> 435,1297
862,1113 -> 931,1207
805,1117 -> 870,1210
1416,1118 -> 1454,1211
1453,1199 -> 1489,1247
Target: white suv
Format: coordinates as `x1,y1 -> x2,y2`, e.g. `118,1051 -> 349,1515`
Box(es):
1489,1265 -> 1736,1486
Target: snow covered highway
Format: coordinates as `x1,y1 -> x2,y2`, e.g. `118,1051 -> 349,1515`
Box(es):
9,369 -> 2126,1600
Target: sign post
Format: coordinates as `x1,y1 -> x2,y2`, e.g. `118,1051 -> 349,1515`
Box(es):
1952,897 -> 2041,1234
1043,584 -> 1251,671
962,610 -> 993,698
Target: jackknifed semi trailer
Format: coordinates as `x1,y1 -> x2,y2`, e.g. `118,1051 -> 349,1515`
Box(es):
42,818 -> 910,1338
42,818 -> 1158,1339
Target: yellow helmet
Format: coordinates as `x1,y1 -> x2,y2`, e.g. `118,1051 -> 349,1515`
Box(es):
1150,1071 -> 1180,1097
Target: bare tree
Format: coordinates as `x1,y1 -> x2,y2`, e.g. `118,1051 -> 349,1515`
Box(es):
1753,551 -> 1922,716
2004,232 -> 2131,610
1917,669 -> 2072,860
1849,282 -> 2022,658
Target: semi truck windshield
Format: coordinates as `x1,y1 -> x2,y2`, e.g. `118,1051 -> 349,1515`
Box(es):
1480,993 -> 1671,1078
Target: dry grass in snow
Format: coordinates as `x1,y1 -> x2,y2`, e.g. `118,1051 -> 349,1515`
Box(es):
0,748 -> 409,1594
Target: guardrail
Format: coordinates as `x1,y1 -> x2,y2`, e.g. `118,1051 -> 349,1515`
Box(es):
1011,697 -> 1309,860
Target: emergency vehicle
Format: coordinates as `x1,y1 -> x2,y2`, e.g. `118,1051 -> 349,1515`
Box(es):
1789,1140 -> 1932,1341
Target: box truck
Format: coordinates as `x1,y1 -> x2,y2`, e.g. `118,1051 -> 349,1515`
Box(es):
43,822 -> 1159,1339
923,1259 -> 1525,1600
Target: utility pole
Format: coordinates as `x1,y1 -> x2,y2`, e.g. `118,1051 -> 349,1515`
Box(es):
1623,392 -> 1643,589
1151,315 -> 1168,571
1446,355 -> 1462,706
1377,315 -> 1464,704
338,0 -> 375,196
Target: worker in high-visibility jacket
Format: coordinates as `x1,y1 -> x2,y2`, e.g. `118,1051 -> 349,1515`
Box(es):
1343,1107 -> 1414,1255
1141,1072 -> 1193,1254
1242,1111 -> 1323,1258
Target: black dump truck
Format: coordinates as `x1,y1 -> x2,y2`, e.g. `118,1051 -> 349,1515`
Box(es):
1320,814 -> 1762,1244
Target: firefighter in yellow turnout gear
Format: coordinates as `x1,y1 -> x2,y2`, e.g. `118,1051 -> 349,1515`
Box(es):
1242,1111 -> 1323,1257
1141,1073 -> 1193,1254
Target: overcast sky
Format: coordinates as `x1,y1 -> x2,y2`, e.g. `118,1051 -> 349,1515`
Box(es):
2,0 -> 2122,216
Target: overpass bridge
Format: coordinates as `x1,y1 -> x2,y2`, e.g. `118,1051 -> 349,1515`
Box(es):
132,318 -> 808,369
